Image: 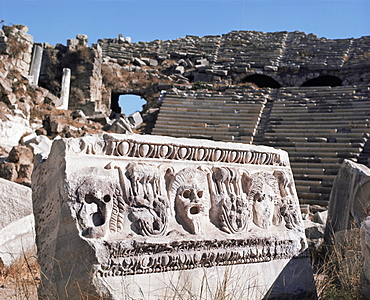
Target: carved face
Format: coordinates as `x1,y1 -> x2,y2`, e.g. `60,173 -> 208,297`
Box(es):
250,174 -> 277,229
76,178 -> 115,238
171,168 -> 209,234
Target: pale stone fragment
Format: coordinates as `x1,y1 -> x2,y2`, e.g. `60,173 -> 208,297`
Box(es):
0,178 -> 35,266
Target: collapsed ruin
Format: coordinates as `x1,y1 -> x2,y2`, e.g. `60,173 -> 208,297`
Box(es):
1,24 -> 370,298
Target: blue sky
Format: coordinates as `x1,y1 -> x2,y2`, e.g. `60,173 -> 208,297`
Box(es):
2,0 -> 369,46
2,0 -> 369,114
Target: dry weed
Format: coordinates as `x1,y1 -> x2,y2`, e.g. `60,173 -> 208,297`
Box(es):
0,252 -> 40,300
312,227 -> 364,299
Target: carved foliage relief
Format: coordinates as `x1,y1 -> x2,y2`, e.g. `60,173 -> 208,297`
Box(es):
67,135 -> 304,275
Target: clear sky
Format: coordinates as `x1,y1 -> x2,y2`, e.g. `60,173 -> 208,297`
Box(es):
2,0 -> 369,46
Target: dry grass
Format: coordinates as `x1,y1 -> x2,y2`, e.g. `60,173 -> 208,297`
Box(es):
0,252 -> 40,300
312,228 -> 364,299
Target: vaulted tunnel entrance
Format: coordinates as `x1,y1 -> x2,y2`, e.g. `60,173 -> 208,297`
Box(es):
242,74 -> 282,88
301,75 -> 342,87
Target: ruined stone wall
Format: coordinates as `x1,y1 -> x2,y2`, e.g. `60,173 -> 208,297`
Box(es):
39,36 -> 104,115
98,31 -> 370,89
0,25 -> 34,78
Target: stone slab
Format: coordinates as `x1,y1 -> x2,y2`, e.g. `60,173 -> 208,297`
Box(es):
0,178 -> 35,266
32,133 -> 309,299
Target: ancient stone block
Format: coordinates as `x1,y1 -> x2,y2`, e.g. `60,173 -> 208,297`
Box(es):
0,178 -> 35,266
0,161 -> 17,182
33,134 -> 310,299
8,145 -> 33,165
325,160 -> 370,244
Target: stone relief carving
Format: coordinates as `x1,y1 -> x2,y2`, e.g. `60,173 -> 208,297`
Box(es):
68,135 -> 287,166
105,162 -> 169,237
63,136 -> 306,277
206,166 -> 252,234
100,237 -> 301,276
248,172 -> 280,229
273,170 -> 302,229
169,167 -> 209,234
74,171 -> 124,238
125,162 -> 168,236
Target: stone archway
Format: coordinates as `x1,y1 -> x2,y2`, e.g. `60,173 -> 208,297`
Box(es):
301,75 -> 342,87
110,92 -> 147,116
242,74 -> 282,88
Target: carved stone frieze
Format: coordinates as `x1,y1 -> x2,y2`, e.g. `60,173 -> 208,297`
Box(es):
33,133 -> 307,299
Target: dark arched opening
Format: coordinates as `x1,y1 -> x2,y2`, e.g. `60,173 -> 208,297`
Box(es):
301,75 -> 342,87
242,74 -> 282,88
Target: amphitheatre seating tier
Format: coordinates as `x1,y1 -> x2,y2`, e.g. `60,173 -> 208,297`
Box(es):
152,90 -> 270,144
153,85 -> 370,205
256,85 -> 370,204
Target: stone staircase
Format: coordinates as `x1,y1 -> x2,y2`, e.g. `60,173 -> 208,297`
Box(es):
254,85 -> 370,205
152,85 -> 370,206
152,89 -> 271,143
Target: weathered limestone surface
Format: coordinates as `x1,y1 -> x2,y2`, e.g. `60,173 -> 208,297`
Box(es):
325,159 -> 370,244
33,133 -> 311,299
0,178 -> 35,266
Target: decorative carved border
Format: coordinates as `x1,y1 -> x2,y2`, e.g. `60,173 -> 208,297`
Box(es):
68,135 -> 286,166
98,237 -> 301,276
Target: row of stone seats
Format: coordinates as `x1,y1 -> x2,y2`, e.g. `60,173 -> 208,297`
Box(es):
256,85 -> 370,205
153,85 -> 370,206
99,31 -> 370,72
152,89 -> 271,143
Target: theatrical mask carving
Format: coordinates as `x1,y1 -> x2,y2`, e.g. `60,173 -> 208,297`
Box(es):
273,170 -> 301,229
75,176 -> 122,238
249,172 -> 280,229
208,166 -> 252,234
170,167 -> 209,234
125,162 -> 168,236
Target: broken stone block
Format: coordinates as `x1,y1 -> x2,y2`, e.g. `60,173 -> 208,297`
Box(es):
0,113 -> 32,151
133,57 -> 146,67
25,135 -> 52,160
0,178 -> 35,266
128,111 -> 143,129
33,133 -> 311,299
325,160 -> 370,244
8,145 -> 33,165
16,163 -> 33,186
174,65 -> 185,74
76,34 -> 88,46
0,161 -> 17,181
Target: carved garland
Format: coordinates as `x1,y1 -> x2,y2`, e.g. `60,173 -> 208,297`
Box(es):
98,237 -> 300,277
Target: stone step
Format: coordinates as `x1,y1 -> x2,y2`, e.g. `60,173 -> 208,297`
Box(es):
264,130 -> 368,136
298,192 -> 330,201
263,141 -> 364,149
290,162 -> 342,171
155,119 -> 259,127
268,115 -> 370,122
293,173 -> 337,181
267,123 -> 369,129
295,185 -> 332,194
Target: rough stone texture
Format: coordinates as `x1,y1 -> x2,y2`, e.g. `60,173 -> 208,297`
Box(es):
325,160 -> 370,244
32,133 -> 310,299
0,178 -> 35,266
0,112 -> 33,151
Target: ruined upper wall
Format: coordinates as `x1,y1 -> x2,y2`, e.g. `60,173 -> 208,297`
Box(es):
98,31 -> 370,87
